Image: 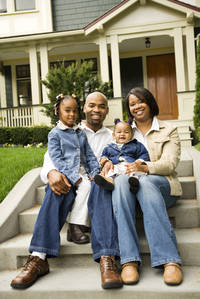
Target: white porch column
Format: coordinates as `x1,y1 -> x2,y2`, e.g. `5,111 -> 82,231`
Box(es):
40,43 -> 49,104
110,35 -> 122,97
11,64 -> 18,107
29,44 -> 41,105
99,36 -> 109,82
186,26 -> 196,90
0,74 -> 6,108
174,27 -> 186,92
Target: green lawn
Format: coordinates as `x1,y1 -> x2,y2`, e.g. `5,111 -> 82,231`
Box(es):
0,147 -> 47,203
194,143 -> 200,152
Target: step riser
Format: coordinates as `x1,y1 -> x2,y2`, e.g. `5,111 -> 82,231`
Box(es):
19,201 -> 200,234
37,177 -> 196,204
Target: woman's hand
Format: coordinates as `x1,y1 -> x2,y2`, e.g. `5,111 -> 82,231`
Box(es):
48,169 -> 71,195
125,160 -> 149,175
101,161 -> 114,176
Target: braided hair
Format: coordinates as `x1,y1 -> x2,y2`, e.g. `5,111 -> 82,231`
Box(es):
114,118 -> 134,134
54,94 -> 82,125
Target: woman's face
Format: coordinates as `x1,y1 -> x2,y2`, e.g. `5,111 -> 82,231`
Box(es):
129,94 -> 151,122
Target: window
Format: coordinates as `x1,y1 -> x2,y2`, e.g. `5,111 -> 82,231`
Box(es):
16,65 -> 32,106
15,0 -> 35,12
0,0 -> 7,13
50,60 -> 76,69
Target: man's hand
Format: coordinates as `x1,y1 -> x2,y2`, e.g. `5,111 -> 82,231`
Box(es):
101,161 -> 114,176
48,169 -> 71,195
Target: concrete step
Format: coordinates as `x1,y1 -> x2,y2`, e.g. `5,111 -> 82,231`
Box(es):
1,266 -> 200,299
179,177 -> 196,199
19,199 -> 199,235
175,149 -> 193,177
1,228 -> 200,270
36,176 -> 196,205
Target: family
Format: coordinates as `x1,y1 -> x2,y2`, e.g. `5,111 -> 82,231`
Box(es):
11,87 -> 183,290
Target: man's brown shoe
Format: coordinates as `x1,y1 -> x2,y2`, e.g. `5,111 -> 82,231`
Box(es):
121,261 -> 139,285
164,262 -> 182,286
100,255 -> 123,289
67,224 -> 90,244
94,174 -> 114,191
10,255 -> 49,289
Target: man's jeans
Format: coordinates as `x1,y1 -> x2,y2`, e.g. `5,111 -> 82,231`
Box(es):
87,181 -> 119,261
112,174 -> 181,268
29,182 -> 119,261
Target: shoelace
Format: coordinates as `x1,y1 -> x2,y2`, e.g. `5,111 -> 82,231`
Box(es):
101,256 -> 116,272
23,256 -> 43,274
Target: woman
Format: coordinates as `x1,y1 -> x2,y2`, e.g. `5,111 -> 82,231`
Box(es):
111,87 -> 183,286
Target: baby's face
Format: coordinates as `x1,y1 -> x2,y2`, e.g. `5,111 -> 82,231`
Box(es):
113,122 -> 133,144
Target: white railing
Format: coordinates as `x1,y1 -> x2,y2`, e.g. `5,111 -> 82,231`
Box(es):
0,106 -> 34,127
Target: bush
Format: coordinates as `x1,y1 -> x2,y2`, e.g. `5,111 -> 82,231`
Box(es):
198,127 -> 200,141
0,125 -> 53,146
41,60 -> 113,124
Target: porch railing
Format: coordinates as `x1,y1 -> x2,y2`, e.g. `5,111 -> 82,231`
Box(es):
0,106 -> 34,127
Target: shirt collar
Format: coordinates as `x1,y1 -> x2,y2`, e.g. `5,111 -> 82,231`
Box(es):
80,120 -> 107,134
132,116 -> 160,133
57,120 -> 81,131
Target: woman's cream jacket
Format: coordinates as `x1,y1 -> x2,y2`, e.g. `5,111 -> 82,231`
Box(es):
145,119 -> 182,196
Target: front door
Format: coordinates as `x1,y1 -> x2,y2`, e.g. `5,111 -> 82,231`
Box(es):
147,54 -> 178,120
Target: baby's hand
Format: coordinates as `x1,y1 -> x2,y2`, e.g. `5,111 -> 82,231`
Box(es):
100,157 -> 109,165
75,178 -> 82,186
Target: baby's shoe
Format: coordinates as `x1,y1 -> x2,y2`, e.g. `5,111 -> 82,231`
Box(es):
128,176 -> 139,193
94,174 -> 114,191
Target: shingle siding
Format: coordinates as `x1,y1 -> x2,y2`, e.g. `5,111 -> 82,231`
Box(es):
51,0 -> 120,31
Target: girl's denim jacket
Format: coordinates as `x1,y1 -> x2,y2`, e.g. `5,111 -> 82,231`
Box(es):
100,138 -> 149,164
48,126 -> 100,185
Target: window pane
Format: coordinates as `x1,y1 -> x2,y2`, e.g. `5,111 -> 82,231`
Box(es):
17,80 -> 32,105
0,0 -> 7,12
16,65 -> 30,78
50,60 -> 76,69
15,0 -> 35,11
81,58 -> 97,72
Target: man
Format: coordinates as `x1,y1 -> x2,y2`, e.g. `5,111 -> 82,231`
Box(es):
11,92 -> 122,290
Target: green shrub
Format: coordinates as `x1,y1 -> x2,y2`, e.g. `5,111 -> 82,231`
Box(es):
0,125 -> 53,146
198,127 -> 200,141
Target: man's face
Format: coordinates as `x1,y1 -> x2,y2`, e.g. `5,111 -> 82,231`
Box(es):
84,92 -> 109,131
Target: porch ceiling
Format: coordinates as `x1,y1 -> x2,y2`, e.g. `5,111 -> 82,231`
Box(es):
0,34 -> 175,62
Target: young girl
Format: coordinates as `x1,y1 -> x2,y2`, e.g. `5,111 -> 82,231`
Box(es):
48,94 -> 100,244
94,118 -> 149,193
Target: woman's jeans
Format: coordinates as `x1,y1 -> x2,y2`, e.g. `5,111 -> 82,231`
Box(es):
29,182 -> 119,261
112,174 -> 182,268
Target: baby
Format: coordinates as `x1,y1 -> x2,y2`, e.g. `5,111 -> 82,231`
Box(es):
94,118 -> 149,193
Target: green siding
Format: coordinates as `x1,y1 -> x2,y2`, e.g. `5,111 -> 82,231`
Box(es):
51,0 -> 120,31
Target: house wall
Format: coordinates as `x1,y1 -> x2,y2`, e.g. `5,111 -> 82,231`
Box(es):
0,0 -> 53,38
51,0 -> 120,31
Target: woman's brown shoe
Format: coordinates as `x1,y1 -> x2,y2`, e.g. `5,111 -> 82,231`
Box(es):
164,262 -> 182,286
121,261 -> 139,285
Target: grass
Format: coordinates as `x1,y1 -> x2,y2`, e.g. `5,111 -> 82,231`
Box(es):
0,147 -> 47,203
194,143 -> 200,152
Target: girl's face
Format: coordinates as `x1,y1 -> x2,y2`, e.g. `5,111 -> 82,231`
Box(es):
58,98 -> 78,127
112,122 -> 133,144
129,94 -> 151,122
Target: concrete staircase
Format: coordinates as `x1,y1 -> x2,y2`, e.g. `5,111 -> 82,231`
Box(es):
0,147 -> 200,298
167,119 -> 194,147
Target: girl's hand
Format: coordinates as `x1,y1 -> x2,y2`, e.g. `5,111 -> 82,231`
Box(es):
48,170 -> 71,195
125,160 -> 149,175
89,176 -> 94,181
101,161 -> 114,176
100,157 -> 109,165
75,178 -> 82,186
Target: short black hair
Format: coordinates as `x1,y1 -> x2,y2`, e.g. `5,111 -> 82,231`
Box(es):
125,87 -> 159,122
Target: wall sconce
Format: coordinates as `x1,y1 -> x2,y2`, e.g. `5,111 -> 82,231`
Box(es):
145,38 -> 151,48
